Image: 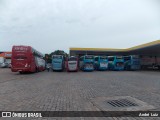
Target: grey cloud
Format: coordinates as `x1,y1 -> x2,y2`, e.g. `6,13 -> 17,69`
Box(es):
65,19 -> 81,24
0,0 -> 160,53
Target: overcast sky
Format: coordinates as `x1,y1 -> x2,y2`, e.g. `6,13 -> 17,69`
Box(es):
0,0 -> 160,54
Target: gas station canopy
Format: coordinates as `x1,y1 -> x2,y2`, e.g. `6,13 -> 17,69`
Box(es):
70,40 -> 160,56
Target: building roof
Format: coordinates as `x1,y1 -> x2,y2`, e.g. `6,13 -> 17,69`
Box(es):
70,40 -> 160,56
0,52 -> 12,58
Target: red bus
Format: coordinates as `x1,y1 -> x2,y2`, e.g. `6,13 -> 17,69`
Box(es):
66,56 -> 78,72
11,45 -> 45,73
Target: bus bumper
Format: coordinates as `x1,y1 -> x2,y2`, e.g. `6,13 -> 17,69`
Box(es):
114,67 -> 124,71
98,67 -> 108,70
11,68 -> 30,72
83,68 -> 94,71
52,67 -> 63,71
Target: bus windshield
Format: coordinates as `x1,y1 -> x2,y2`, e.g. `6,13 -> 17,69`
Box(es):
52,55 -> 62,59
85,56 -> 94,60
132,55 -> 139,59
108,57 -> 114,61
124,56 -> 131,61
68,57 -> 77,61
100,56 -> 107,60
116,56 -> 123,59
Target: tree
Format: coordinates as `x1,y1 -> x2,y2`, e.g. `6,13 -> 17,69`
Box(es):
45,50 -> 69,63
50,50 -> 68,58
45,54 -> 51,63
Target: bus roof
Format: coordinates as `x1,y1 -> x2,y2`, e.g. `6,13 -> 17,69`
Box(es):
12,45 -> 44,58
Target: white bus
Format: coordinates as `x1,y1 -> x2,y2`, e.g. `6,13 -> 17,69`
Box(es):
0,57 -> 8,68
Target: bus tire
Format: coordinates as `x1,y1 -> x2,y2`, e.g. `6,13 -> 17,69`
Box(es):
158,66 -> 160,70
35,67 -> 38,73
19,71 -> 24,74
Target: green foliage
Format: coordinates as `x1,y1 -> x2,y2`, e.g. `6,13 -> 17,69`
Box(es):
44,54 -> 51,63
45,50 -> 68,63
50,50 -> 68,58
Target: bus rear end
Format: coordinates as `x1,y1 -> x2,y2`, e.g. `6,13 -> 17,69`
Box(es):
114,56 -> 124,71
67,56 -> 78,72
124,55 -> 140,70
52,55 -> 64,71
98,56 -> 108,70
130,55 -> 140,70
11,46 -> 33,73
83,55 -> 94,71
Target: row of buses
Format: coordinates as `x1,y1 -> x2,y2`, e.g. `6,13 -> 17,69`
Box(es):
52,55 -> 141,72
10,45 -> 143,74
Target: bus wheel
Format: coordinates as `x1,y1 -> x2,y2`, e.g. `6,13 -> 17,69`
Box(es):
35,67 -> 39,73
158,66 -> 160,70
19,71 -> 24,74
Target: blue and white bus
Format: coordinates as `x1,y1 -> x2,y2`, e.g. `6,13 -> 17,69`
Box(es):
94,56 -> 108,70
51,55 -> 65,71
108,56 -> 124,71
124,55 -> 140,70
79,55 -> 94,71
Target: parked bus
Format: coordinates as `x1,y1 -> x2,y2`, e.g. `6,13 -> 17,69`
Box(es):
79,55 -> 94,71
0,57 -> 8,68
108,56 -> 124,71
11,45 -> 45,73
140,55 -> 160,70
0,52 -> 12,68
94,56 -> 108,70
51,55 -> 65,71
66,56 -> 78,72
5,58 -> 11,68
124,55 -> 140,70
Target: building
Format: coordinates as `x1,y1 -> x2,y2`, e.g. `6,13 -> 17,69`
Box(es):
0,52 -> 12,58
70,40 -> 160,57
